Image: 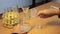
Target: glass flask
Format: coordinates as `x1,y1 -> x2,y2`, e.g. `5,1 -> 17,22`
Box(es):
20,22 -> 31,33
2,5 -> 20,29
20,6 -> 31,33
22,6 -> 30,21
30,8 -> 38,18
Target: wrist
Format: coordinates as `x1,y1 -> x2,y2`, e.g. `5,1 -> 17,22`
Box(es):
55,11 -> 59,15
56,10 -> 60,15
54,9 -> 60,15
57,10 -> 60,18
47,8 -> 59,15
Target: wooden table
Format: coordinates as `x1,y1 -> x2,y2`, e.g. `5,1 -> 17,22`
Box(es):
0,2 -> 60,34
28,2 -> 60,34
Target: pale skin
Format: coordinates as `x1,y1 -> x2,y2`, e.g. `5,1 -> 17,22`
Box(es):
37,8 -> 60,18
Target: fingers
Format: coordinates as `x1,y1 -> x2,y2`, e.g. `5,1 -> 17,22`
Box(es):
37,9 -> 48,16
37,8 -> 58,18
37,9 -> 50,18
38,13 -> 55,18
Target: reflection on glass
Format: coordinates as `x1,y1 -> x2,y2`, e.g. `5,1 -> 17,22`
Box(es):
2,5 -> 20,29
20,7 -> 32,33
30,8 -> 38,18
20,22 -> 31,32
22,6 -> 30,20
35,23 -> 42,29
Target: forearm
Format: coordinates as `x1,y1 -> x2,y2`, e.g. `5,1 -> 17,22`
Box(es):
55,9 -> 60,18
57,10 -> 60,18
52,8 -> 60,15
55,10 -> 60,15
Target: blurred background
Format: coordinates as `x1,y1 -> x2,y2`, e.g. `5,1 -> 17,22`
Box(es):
0,0 -> 60,14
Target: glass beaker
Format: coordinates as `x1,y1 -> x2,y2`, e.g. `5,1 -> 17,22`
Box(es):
22,6 -> 30,22
30,8 -> 38,18
20,22 -> 31,33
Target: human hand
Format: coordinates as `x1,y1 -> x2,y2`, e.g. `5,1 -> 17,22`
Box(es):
37,8 -> 59,18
